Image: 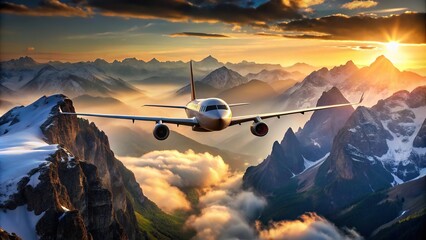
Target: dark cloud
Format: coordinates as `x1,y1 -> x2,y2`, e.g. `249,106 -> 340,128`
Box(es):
170,32 -> 230,38
0,0 -> 91,17
254,32 -> 283,37
279,12 -> 426,44
87,0 -> 302,24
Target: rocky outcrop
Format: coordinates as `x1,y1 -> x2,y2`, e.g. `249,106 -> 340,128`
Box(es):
0,228 -> 22,240
243,128 -> 304,195
0,95 -> 143,239
315,86 -> 426,208
41,96 -> 142,239
243,87 -> 354,195
315,106 -> 394,198
297,87 -> 354,161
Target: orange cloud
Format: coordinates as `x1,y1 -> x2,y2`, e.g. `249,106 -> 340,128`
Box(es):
256,212 -> 363,240
341,1 -> 378,10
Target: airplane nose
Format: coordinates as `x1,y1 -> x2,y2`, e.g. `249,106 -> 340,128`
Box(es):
213,111 -> 229,129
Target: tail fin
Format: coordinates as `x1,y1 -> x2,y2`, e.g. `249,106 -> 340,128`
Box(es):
190,60 -> 196,101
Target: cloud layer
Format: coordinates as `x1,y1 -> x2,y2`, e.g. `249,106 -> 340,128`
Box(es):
88,0 -> 302,24
256,212 -> 363,240
119,150 -> 229,212
280,12 -> 426,44
121,149 -> 363,239
186,172 -> 267,240
1,1 -> 424,44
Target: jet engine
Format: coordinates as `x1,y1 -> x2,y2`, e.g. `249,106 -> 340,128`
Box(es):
250,121 -> 269,137
153,123 -> 170,140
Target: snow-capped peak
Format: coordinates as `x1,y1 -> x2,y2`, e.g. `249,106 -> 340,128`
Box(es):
0,95 -> 65,204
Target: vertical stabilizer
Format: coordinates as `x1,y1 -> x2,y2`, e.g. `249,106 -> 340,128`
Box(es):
190,60 -> 196,101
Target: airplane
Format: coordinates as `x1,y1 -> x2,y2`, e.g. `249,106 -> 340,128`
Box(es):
61,61 -> 364,140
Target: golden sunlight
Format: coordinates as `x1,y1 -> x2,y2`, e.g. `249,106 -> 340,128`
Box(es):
386,41 -> 399,52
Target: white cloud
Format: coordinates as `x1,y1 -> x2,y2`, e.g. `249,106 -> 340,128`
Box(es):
186,172 -> 267,240
119,149 -> 229,212
121,150 -> 362,240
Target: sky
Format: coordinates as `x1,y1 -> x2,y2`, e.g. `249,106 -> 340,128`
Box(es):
0,0 -> 425,69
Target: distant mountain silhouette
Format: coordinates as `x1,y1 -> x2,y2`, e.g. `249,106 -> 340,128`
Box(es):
216,79 -> 277,102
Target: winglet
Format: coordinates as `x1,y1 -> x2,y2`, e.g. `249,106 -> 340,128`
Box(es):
190,60 -> 196,101
359,92 -> 365,104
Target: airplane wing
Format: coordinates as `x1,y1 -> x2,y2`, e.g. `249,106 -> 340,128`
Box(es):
60,112 -> 198,126
143,104 -> 187,109
230,93 -> 364,126
228,103 -> 250,107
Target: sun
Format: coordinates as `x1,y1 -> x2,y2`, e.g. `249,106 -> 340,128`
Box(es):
386,41 -> 399,52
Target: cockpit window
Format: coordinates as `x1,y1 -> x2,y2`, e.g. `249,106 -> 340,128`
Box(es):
205,105 -> 217,111
204,105 -> 228,112
217,105 -> 228,110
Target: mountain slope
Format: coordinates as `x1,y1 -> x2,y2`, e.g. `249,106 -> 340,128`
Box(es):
20,64 -> 141,98
277,56 -> 426,109
296,87 -> 355,161
176,66 -> 248,96
243,87 -> 354,195
250,86 -> 425,235
216,79 -> 277,103
243,128 -> 304,195
277,60 -> 359,108
0,95 -> 186,240
246,69 -> 304,83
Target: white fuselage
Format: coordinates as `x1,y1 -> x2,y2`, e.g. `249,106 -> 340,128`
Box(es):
185,98 -> 232,131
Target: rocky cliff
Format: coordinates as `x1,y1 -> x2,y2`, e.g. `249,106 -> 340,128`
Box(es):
243,128 -> 304,194
315,86 -> 426,208
243,87 -> 354,195
0,95 -> 145,239
296,86 -> 354,161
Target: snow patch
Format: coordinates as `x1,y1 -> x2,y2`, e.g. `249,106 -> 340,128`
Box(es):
301,153 -> 329,175
27,171 -> 41,188
348,128 -> 357,133
391,173 -> 404,186
377,106 -> 426,179
61,205 -> 70,212
0,95 -> 62,204
0,205 -> 44,240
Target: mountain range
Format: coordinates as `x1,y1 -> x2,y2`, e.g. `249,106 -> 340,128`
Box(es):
243,86 -> 426,238
277,56 -> 426,109
1,55 -> 425,239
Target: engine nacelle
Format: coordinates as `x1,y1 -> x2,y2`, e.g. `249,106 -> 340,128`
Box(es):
250,121 -> 269,137
153,123 -> 170,140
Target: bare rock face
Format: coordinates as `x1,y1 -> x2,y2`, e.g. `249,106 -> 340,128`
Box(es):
243,128 -> 304,195
315,86 -> 426,208
41,96 -> 142,239
297,87 -> 354,161
0,228 -> 22,240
